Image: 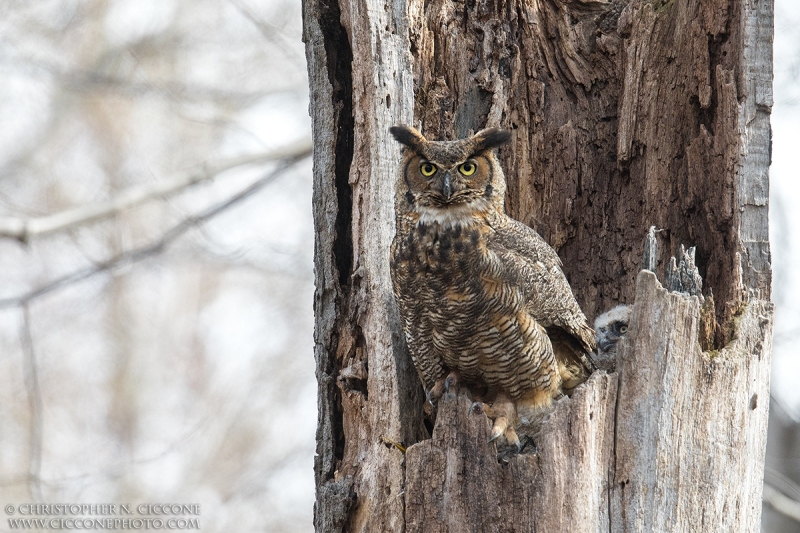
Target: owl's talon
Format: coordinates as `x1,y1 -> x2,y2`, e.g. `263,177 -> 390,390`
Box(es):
444,371 -> 460,399
505,427 -> 521,452
469,401 -> 485,415
426,377 -> 447,406
489,416 -> 509,443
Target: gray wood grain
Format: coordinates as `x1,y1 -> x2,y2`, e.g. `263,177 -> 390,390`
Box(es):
405,373 -> 617,533
612,271 -> 772,532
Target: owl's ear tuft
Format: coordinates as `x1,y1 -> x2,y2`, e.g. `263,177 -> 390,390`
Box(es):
474,128 -> 512,151
390,125 -> 426,149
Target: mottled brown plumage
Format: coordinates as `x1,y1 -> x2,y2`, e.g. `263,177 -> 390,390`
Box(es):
389,125 -> 596,448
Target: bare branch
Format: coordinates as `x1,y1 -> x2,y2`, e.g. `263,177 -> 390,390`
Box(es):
770,395 -> 800,423
229,0 -> 305,65
0,138 -> 312,242
763,483 -> 800,524
0,45 -> 303,103
20,304 -> 43,503
0,152 -> 309,309
774,326 -> 800,347
765,466 -> 800,502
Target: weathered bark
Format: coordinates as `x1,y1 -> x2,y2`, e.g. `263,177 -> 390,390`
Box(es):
304,1 -> 424,529
405,372 -> 618,532
611,271 -> 772,532
303,0 -> 773,530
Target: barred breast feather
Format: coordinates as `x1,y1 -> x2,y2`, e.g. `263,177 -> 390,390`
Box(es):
390,210 -> 587,400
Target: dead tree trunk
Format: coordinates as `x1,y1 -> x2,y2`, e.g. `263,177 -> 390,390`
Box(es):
303,0 -> 773,530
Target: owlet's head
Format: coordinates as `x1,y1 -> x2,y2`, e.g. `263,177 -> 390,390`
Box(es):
389,126 -> 511,218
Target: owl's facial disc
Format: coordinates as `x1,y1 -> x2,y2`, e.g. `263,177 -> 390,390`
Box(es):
410,154 -> 492,208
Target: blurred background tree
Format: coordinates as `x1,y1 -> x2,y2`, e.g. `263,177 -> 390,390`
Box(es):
0,1 -> 314,531
1,0 -> 800,531
764,1 -> 800,530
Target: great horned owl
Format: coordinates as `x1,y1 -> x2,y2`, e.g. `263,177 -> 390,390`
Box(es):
593,305 -> 632,372
389,125 -> 596,450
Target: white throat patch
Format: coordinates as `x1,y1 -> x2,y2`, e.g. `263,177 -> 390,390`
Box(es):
416,199 -> 490,227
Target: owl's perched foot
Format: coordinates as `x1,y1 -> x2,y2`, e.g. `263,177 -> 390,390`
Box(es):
470,393 -> 521,453
444,371 -> 460,399
426,370 -> 461,406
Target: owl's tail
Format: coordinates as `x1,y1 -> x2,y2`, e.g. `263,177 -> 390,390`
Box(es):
547,325 -> 597,393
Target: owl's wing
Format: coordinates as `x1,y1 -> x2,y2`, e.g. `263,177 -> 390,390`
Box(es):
487,217 -> 596,375
390,233 -> 448,393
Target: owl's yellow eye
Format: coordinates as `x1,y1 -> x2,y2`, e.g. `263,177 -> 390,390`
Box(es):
420,162 -> 437,177
619,325 -> 628,334
458,162 -> 476,176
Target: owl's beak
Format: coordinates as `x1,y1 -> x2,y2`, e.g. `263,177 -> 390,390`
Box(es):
442,172 -> 452,200
597,337 -> 615,351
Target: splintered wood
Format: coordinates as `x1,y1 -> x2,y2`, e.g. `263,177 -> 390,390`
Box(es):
405,391 -> 539,533
612,272 -> 772,532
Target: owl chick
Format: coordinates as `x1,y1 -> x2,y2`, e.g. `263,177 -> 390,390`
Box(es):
593,305 -> 632,372
389,125 -> 596,450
